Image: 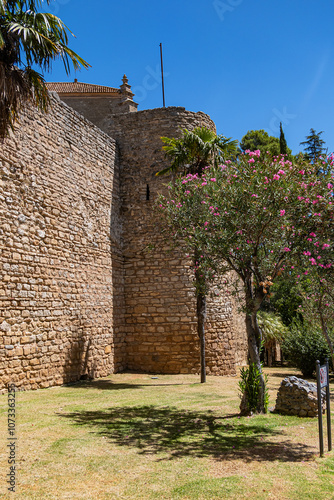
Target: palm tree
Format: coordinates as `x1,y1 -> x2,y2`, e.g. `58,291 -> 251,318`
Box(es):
156,126 -> 238,177
0,0 -> 89,138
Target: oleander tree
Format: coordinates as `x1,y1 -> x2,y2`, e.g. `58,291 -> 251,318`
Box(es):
156,126 -> 237,383
157,149 -> 334,412
291,196 -> 334,366
0,0 -> 89,138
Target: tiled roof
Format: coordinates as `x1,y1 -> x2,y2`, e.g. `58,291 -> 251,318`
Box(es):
46,81 -> 120,94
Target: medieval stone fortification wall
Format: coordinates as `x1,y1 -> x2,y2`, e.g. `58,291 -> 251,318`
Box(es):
0,97 -> 247,393
0,94 -> 126,393
109,107 -> 247,375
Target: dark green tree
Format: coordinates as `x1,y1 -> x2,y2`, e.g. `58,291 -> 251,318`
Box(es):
262,275 -> 303,327
0,0 -> 89,138
300,128 -> 326,161
240,129 -> 292,157
279,122 -> 288,155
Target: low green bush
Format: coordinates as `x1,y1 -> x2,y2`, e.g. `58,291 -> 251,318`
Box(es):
281,323 -> 332,378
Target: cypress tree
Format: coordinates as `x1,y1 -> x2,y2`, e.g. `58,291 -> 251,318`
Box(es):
279,122 -> 288,155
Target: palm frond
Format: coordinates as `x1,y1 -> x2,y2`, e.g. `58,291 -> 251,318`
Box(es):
157,127 -> 237,177
257,311 -> 288,343
0,0 -> 90,137
0,61 -> 33,138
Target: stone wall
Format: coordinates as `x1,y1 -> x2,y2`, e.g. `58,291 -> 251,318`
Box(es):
0,94 -> 126,393
109,107 -> 247,375
0,98 -> 248,393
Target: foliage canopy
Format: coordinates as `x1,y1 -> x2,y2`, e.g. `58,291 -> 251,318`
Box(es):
0,0 -> 89,138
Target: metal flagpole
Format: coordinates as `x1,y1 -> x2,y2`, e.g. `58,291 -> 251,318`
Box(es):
159,43 -> 166,108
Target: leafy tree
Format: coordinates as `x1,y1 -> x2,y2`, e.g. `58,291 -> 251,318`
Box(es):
157,151 -> 333,411
156,126 -> 237,177
0,0 -> 89,138
291,209 -> 334,367
279,122 -> 288,156
300,128 -> 326,161
240,129 -> 278,156
263,275 -> 303,327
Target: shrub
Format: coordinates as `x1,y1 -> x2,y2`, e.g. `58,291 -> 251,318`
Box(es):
281,323 -> 332,378
239,363 -> 269,414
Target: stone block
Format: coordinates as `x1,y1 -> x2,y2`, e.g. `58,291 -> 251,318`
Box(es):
274,376 -> 326,417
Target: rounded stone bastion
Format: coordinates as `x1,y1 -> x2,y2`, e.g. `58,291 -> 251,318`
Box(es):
108,106 -> 248,376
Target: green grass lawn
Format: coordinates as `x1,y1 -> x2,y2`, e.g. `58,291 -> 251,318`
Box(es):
0,367 -> 333,499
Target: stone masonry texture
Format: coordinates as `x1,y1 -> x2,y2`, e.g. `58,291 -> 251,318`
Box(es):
0,94 -> 247,393
0,94 -> 126,393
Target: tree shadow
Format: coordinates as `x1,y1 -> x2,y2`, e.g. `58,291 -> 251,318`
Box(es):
268,371 -> 303,379
58,405 -> 316,463
70,379 -> 186,391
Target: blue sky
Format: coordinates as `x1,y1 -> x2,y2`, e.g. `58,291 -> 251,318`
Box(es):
44,0 -> 334,154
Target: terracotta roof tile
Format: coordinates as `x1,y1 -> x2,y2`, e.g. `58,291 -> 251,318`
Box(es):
47,81 -> 120,94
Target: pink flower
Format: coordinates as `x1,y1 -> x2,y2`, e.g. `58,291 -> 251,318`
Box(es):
273,174 -> 280,180
210,178 -> 216,182
283,247 -> 291,252
280,210 -> 285,216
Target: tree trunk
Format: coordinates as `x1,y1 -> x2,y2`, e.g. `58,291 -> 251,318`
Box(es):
197,293 -> 207,383
245,288 -> 266,413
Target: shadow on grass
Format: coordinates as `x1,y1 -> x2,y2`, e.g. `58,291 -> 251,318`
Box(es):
58,405 -> 316,463
268,371 -> 303,379
72,380 -> 186,391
